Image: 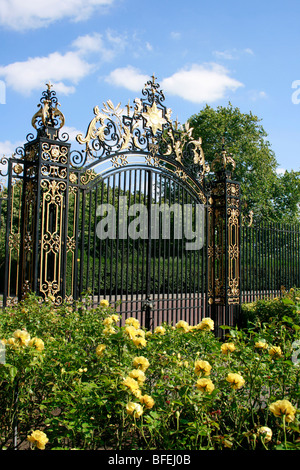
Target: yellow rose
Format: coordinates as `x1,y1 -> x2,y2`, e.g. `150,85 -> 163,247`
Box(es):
7,337 -> 17,348
125,317 -> 140,329
96,344 -> 106,357
27,430 -> 49,450
103,326 -> 116,335
13,329 -> 31,346
154,326 -> 166,335
126,402 -> 143,418
175,320 -> 190,332
123,376 -> 140,393
111,314 -> 120,323
135,328 -> 146,338
194,360 -> 212,377
269,399 -> 296,422
196,378 -> 215,394
198,317 -> 214,331
269,346 -> 283,359
100,299 -> 109,308
29,337 -> 44,352
255,340 -> 268,350
140,394 -> 155,409
257,426 -> 273,442
103,316 -> 114,326
132,356 -> 150,372
226,372 -> 245,390
221,342 -> 236,355
132,337 -> 147,348
125,325 -> 138,339
129,369 -> 146,385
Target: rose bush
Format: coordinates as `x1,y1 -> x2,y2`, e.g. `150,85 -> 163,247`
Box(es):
0,290 -> 299,450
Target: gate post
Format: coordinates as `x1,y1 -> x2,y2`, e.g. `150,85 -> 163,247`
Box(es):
18,83 -> 70,304
209,140 -> 241,332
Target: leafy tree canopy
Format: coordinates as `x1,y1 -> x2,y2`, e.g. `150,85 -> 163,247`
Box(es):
188,103 -> 300,223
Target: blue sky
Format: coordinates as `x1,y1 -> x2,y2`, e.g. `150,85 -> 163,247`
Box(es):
0,0 -> 299,173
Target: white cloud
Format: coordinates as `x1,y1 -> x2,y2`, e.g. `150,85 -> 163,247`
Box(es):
0,51 -> 92,96
213,48 -> 254,60
0,0 -> 115,31
0,139 -> 23,157
72,31 -> 126,62
106,66 -> 150,92
161,64 -> 244,103
0,31 -> 125,95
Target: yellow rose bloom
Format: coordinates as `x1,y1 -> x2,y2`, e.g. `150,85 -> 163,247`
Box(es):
123,376 -> 140,393
198,317 -> 214,331
196,378 -> 215,394
103,316 -> 114,326
140,394 -> 155,409
27,430 -> 49,450
96,344 -> 106,357
29,337 -> 44,351
126,402 -> 143,418
135,328 -> 146,338
125,325 -> 138,339
13,329 -> 31,346
194,360 -> 212,377
221,342 -> 236,355
226,372 -> 245,389
255,340 -> 269,350
257,426 -> 273,442
133,356 -> 150,372
103,326 -> 116,335
154,326 -> 166,335
125,317 -> 140,329
111,314 -> 120,323
132,388 -> 142,398
100,299 -> 109,308
269,346 -> 283,359
7,337 -> 17,348
129,369 -> 146,385
269,399 -> 296,422
132,337 -> 147,348
175,320 -> 190,332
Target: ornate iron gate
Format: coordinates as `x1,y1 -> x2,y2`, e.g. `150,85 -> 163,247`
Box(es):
0,78 -> 242,332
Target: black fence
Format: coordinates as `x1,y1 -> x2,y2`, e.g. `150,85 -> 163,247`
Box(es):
0,79 -> 299,333
241,221 -> 300,303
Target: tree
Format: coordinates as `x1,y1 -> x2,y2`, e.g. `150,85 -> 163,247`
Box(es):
188,103 -> 300,223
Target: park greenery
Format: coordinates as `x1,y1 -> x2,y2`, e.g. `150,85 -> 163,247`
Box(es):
0,289 -> 299,450
188,103 -> 300,223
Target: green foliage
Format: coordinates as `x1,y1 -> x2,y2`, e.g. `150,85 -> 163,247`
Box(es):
188,103 -> 300,223
241,288 -> 300,328
0,292 -> 299,450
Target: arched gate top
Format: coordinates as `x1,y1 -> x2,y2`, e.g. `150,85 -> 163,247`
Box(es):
70,75 -> 211,184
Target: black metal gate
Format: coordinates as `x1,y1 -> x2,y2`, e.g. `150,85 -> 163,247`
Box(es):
0,78 -> 242,332
73,160 -> 209,329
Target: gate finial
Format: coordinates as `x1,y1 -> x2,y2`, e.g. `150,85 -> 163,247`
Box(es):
211,136 -> 236,173
31,83 -> 65,137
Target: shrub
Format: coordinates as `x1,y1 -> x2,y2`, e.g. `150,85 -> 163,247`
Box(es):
0,292 -> 299,450
241,288 -> 300,329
